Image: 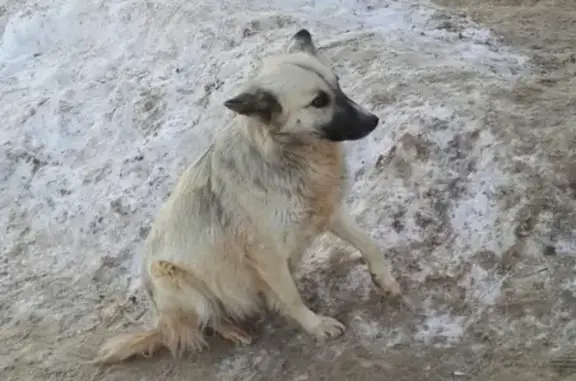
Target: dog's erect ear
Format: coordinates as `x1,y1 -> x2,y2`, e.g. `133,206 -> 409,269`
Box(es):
288,29 -> 317,56
224,89 -> 282,121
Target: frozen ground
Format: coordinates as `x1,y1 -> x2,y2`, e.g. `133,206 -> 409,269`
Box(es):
1,0 -> 575,380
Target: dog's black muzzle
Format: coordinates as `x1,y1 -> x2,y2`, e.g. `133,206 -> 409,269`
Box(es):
321,94 -> 380,142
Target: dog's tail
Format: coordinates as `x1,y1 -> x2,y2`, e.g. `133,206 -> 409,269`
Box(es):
95,315 -> 208,363
95,329 -> 164,363
95,260 -> 213,364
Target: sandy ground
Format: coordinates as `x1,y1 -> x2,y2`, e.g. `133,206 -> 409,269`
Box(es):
1,0 -> 575,380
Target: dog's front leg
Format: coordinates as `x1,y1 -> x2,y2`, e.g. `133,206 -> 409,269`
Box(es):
329,211 -> 401,296
258,254 -> 345,340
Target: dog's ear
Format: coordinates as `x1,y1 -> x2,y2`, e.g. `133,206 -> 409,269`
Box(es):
288,29 -> 317,56
224,89 -> 282,121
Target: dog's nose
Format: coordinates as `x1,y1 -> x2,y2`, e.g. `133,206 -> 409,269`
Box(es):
367,114 -> 379,129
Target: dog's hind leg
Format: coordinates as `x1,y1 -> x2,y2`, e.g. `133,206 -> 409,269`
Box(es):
328,211 -> 401,296
96,260 -> 215,363
256,255 -> 346,340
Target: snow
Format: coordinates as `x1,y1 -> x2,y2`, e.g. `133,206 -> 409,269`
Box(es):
1,0 -> 530,362
415,309 -> 465,346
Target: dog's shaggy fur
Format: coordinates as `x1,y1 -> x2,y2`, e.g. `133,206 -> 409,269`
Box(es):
96,29 -> 401,364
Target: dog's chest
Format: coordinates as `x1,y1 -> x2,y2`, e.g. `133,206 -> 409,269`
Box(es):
297,144 -> 344,230
233,140 -> 345,240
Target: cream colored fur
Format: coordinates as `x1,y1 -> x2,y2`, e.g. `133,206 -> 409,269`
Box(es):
96,29 -> 401,364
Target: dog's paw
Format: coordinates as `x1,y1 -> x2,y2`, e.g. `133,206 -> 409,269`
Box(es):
215,324 -> 253,345
308,315 -> 346,340
371,272 -> 402,297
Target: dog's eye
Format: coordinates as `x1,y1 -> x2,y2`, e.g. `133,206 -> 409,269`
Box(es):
310,91 -> 330,108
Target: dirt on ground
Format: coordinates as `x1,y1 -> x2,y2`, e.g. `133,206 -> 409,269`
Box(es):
1,0 -> 576,380
430,1 -> 576,379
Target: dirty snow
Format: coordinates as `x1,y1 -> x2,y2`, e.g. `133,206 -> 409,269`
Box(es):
0,0 -> 546,378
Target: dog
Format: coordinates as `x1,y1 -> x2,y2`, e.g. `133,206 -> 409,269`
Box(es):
96,29 -> 401,364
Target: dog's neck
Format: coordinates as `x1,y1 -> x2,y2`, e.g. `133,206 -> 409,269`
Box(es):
241,118 -> 342,165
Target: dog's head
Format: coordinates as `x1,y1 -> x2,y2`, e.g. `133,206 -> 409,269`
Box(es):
224,29 -> 379,142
